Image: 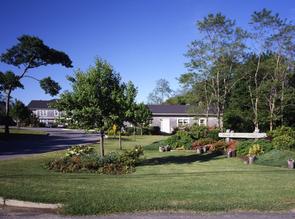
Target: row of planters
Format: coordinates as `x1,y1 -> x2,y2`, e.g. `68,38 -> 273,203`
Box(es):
47,145 -> 144,174
151,125 -> 229,154
236,126 -> 295,168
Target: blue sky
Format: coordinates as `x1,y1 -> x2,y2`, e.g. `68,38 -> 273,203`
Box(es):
1,0 -> 294,104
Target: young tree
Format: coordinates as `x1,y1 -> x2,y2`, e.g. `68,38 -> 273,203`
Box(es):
133,103 -> 152,136
55,58 -> 127,157
113,81 -> 138,149
0,35 -> 72,135
148,78 -> 173,104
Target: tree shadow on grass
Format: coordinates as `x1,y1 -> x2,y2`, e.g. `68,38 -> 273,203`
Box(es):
0,133 -> 49,141
141,153 -> 224,166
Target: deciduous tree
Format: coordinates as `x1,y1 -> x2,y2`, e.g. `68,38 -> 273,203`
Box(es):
56,58 -> 128,157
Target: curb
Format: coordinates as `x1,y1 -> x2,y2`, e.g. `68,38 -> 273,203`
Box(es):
0,197 -> 62,209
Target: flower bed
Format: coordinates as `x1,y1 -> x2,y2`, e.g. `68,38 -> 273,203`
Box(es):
47,145 -> 144,174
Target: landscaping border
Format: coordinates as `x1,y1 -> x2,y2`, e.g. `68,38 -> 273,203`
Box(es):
0,197 -> 62,209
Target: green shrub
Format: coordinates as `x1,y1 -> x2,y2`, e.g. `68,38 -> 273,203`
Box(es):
165,131 -> 194,149
188,124 -> 208,140
268,126 -> 295,139
144,140 -> 167,151
237,140 -> 272,156
207,129 -> 221,141
120,145 -> 144,166
272,135 -> 295,150
248,144 -> 263,156
175,130 -> 194,150
165,135 -> 181,149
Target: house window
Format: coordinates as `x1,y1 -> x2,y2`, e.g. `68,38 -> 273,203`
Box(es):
54,110 -> 59,116
177,118 -> 189,127
40,110 -> 47,117
199,119 -> 206,126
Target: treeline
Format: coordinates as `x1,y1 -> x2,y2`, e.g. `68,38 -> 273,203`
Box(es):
167,9 -> 295,132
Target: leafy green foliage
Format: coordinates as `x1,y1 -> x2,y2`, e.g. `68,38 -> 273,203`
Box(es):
165,130 -> 194,150
207,128 -> 221,141
0,71 -> 24,91
133,103 -> 152,134
237,140 -> 273,156
10,100 -> 32,126
1,35 -> 72,68
268,126 -> 295,139
175,131 -> 194,149
39,77 -> 61,96
56,58 -> 126,131
272,135 -> 295,150
165,134 -> 181,149
188,124 -> 208,139
248,144 -> 264,156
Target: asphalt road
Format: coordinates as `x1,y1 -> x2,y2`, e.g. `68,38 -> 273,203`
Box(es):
0,128 -> 100,160
1,207 -> 295,219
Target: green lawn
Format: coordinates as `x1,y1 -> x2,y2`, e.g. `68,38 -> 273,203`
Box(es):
0,135 -> 295,215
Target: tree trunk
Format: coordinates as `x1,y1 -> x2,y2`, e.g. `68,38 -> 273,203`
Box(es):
99,130 -> 105,157
216,71 -> 221,128
140,127 -> 143,136
119,131 -> 122,150
205,107 -> 209,127
4,89 -> 12,136
254,96 -> 259,131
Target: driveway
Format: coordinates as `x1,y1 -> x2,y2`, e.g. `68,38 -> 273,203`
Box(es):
1,207 -> 295,219
0,128 -> 100,160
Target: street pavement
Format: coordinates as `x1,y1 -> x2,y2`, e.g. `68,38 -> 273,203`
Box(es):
1,207 -> 295,219
0,128 -> 100,160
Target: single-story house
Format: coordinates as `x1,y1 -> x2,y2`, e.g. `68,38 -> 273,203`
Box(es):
27,100 -> 219,132
147,104 -> 219,133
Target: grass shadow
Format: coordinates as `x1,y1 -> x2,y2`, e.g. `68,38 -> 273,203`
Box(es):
141,153 -> 224,166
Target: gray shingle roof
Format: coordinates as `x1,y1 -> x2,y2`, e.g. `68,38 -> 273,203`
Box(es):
27,99 -> 57,109
147,105 -> 189,114
147,104 -> 217,115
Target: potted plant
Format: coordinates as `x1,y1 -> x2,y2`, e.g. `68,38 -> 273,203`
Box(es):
288,159 -> 294,169
248,144 -> 263,165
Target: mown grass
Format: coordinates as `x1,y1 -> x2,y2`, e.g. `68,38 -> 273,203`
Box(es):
256,149 -> 295,168
0,135 -> 295,215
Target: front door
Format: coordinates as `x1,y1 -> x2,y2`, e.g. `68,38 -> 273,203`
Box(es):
160,118 -> 171,133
